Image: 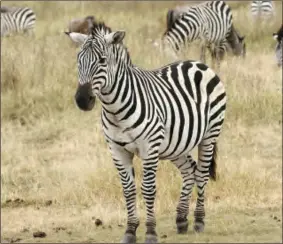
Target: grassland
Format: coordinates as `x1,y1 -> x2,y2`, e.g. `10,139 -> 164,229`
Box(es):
1,1 -> 282,243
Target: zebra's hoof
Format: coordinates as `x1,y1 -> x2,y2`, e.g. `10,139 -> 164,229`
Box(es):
145,234 -> 158,244
177,221 -> 188,234
194,220 -> 205,233
121,233 -> 136,244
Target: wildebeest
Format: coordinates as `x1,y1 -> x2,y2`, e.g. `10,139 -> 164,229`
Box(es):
273,24 -> 283,67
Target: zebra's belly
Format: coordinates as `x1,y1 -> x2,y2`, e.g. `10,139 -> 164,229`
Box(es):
158,122 -> 206,161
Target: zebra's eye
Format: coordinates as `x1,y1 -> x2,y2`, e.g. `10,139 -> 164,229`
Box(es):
99,57 -> 106,63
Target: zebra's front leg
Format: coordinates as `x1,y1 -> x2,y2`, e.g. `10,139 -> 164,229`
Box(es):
111,146 -> 139,243
142,152 -> 159,243
194,140 -> 217,233
172,155 -> 196,234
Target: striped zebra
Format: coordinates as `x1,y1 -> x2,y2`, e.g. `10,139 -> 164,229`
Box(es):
160,1 -> 245,67
1,6 -> 36,37
250,1 -> 275,19
71,22 -> 226,243
273,24 -> 283,67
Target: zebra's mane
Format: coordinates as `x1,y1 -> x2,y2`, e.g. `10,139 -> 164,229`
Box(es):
88,21 -> 133,67
89,21 -> 112,36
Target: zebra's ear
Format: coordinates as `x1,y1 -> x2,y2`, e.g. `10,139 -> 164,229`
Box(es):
105,31 -> 126,45
65,32 -> 88,45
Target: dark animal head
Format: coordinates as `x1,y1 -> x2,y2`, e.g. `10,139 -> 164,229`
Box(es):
227,25 -> 246,58
273,24 -> 283,43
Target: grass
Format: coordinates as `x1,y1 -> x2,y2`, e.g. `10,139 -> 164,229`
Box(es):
1,1 -> 282,243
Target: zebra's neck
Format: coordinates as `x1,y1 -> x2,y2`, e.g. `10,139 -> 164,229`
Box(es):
99,45 -> 135,116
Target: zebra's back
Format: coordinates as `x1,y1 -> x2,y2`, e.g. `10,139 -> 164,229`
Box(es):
164,0 -> 233,53
1,6 -> 36,37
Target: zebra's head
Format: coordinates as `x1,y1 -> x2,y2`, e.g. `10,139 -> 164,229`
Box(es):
70,22 -> 129,111
227,25 -> 246,58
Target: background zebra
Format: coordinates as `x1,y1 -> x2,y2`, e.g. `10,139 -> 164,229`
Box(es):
72,22 -> 227,244
273,24 -> 283,67
1,6 -> 36,37
250,1 -> 275,19
160,1 -> 244,68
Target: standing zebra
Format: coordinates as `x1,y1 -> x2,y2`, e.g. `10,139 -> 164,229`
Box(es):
250,1 -> 275,19
160,1 -> 243,68
1,6 -> 36,37
71,22 -> 227,243
273,24 -> 283,67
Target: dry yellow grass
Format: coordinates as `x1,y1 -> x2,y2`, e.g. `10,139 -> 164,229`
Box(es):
1,1 -> 282,243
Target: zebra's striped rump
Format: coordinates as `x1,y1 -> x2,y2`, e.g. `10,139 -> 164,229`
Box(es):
73,22 -> 227,243
250,1 -> 275,19
1,6 -> 36,37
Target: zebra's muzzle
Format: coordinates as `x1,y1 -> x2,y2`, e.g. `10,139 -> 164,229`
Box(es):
75,83 -> 96,111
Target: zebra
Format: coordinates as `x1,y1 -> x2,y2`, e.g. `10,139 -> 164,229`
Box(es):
159,1 -> 241,68
273,24 -> 283,67
1,6 -> 36,37
250,1 -> 275,20
71,22 -> 227,243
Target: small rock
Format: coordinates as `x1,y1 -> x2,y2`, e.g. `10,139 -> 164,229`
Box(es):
53,227 -> 66,232
5,199 -> 12,203
214,196 -> 220,200
14,198 -> 24,203
45,200 -> 52,206
118,224 -> 123,227
67,231 -> 72,235
108,225 -> 112,229
273,216 -> 278,220
277,219 -> 281,222
92,216 -> 96,220
10,237 -> 22,243
161,234 -> 167,238
33,231 -> 46,238
95,219 -> 103,227
251,220 -> 255,223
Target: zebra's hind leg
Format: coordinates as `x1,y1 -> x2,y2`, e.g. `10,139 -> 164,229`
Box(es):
194,140 -> 218,233
172,155 -> 196,234
110,145 -> 139,244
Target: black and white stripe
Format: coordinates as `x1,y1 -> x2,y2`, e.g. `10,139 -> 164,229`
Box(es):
1,6 -> 36,37
250,1 -> 275,19
72,22 -> 226,243
161,1 -> 241,66
273,25 -> 283,67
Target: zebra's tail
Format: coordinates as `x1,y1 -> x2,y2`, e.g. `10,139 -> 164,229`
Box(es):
209,143 -> 218,181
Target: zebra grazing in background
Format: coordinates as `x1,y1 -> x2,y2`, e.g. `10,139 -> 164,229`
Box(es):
160,1 -> 243,68
273,24 -> 283,67
71,22 -> 227,243
250,1 -> 275,19
1,6 -> 36,37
